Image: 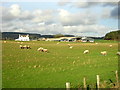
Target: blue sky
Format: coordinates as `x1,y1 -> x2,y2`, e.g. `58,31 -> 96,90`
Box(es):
1,0 -> 119,37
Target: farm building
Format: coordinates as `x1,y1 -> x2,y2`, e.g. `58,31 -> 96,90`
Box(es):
46,37 -> 81,42
81,37 -> 94,42
45,36 -> 94,42
15,34 -> 30,41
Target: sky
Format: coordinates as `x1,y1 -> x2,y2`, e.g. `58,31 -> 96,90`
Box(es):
0,0 -> 119,37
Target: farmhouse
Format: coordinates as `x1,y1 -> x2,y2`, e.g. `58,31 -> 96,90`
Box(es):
15,34 -> 30,41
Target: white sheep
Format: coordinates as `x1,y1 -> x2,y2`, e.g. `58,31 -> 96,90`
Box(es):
27,45 -> 31,49
23,45 -> 27,49
101,51 -> 107,55
37,47 -> 48,52
43,49 -> 48,52
68,44 -> 71,47
116,52 -> 120,55
83,50 -> 89,54
109,45 -> 112,48
3,41 -> 7,43
69,46 -> 73,49
20,45 -> 23,49
37,47 -> 43,51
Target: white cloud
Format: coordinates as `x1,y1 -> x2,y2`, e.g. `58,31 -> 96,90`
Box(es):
1,3 -> 117,37
9,4 -> 21,16
58,0 -> 118,8
63,24 -> 110,36
58,9 -> 98,26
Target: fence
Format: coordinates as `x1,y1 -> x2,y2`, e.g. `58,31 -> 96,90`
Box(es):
66,70 -> 119,89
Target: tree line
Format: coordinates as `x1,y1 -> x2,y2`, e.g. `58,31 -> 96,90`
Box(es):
104,30 -> 120,41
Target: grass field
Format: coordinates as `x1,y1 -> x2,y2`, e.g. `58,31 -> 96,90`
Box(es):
2,40 -> 118,88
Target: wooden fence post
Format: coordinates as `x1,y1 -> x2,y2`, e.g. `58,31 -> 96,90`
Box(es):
115,70 -> 119,87
66,82 -> 70,90
83,77 -> 87,88
97,75 -> 100,89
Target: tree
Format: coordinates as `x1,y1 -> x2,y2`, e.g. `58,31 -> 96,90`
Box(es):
53,34 -> 64,38
104,30 -> 120,41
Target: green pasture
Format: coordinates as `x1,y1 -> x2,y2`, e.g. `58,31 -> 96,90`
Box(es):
2,40 -> 118,88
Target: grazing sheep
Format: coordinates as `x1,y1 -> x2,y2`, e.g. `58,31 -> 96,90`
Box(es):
3,41 -> 7,43
37,47 -> 48,52
43,49 -> 48,52
101,51 -> 107,55
23,45 -> 27,49
67,44 -> 73,49
109,45 -> 112,48
69,46 -> 73,49
116,52 -> 120,55
68,44 -> 71,47
37,47 -> 44,51
83,50 -> 89,54
27,45 -> 31,49
20,45 -> 31,49
20,45 -> 24,49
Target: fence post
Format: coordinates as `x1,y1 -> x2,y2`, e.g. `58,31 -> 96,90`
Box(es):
97,75 -> 100,89
66,82 -> 70,90
115,70 -> 119,87
83,77 -> 87,88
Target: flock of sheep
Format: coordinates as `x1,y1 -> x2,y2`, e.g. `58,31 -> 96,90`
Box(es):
19,45 -> 31,49
67,44 -> 120,56
37,47 -> 48,52
19,43 -> 120,55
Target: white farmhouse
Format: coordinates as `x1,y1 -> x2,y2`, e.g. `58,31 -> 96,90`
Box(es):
15,34 -> 30,41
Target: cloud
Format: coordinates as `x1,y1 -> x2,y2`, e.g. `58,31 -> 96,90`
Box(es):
58,0 -> 118,8
58,0 -> 71,6
9,4 -> 21,16
110,5 -> 120,19
1,3 -> 117,37
58,9 -> 98,26
63,24 -> 110,36
32,9 -> 57,24
101,7 -> 112,19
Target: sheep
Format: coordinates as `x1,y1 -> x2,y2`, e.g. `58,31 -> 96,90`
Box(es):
23,45 -> 27,49
101,51 -> 107,55
67,44 -> 71,47
27,45 -> 31,49
43,49 -> 48,52
83,50 -> 89,54
37,47 -> 44,51
67,44 -> 73,49
37,47 -> 48,52
3,41 -> 7,43
20,45 -> 31,49
116,52 -> 120,55
109,45 -> 112,48
69,46 -> 73,49
20,45 -> 24,49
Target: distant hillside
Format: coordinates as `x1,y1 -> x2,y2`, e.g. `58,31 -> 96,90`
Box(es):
1,32 -> 75,40
2,32 -> 41,40
1,32 -> 105,40
104,30 -> 120,41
